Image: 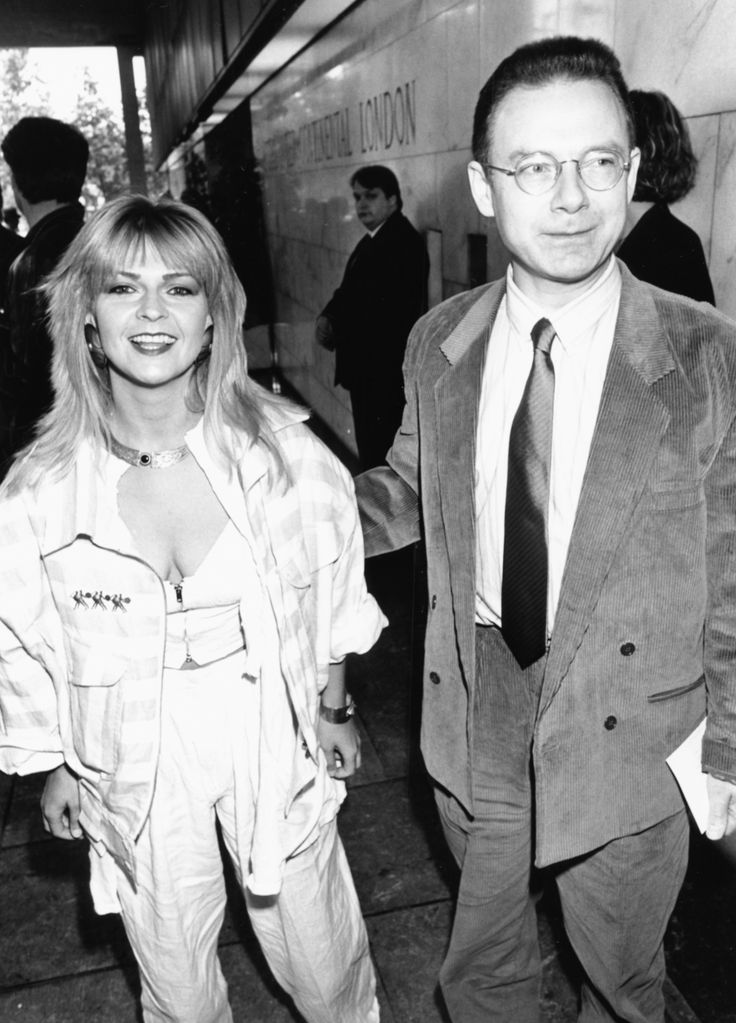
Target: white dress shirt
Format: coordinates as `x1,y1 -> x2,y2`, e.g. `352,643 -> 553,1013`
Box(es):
475,257 -> 622,631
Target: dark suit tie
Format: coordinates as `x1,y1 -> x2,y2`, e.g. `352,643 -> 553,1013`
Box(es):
502,317 -> 556,668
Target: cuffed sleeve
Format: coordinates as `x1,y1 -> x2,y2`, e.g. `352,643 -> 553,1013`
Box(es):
328,507 -> 386,663
0,496 -> 65,775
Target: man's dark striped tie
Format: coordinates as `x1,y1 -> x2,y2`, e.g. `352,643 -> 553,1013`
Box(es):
502,317 -> 556,668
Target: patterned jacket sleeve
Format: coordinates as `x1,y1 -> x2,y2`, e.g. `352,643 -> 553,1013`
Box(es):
280,426 -> 387,679
325,455 -> 387,664
0,492 -> 65,775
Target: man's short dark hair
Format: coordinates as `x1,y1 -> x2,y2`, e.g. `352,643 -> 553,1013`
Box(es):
350,165 -> 403,211
472,36 -> 635,164
629,90 -> 696,204
2,116 -> 89,204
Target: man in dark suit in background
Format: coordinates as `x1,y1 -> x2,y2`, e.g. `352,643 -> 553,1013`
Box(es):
1,116 -> 88,463
356,36 -> 736,1023
316,165 -> 428,468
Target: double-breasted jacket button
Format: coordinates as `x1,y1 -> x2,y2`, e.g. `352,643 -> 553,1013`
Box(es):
431,594 -> 437,609
620,642 -> 636,656
429,670 -> 441,685
604,715 -> 617,731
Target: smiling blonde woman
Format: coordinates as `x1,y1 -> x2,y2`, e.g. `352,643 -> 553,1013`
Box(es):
0,194 -> 385,1023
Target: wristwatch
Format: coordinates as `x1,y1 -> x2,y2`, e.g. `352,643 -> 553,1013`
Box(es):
319,694 -> 356,724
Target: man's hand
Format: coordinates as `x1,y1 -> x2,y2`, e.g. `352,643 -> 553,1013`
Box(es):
317,718 -> 362,780
315,315 -> 336,351
705,773 -> 736,840
41,763 -> 82,840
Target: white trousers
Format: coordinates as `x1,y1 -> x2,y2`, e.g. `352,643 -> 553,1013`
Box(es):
101,656 -> 379,1023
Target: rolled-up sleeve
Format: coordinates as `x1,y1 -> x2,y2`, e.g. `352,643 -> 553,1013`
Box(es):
286,431 -> 387,680
328,503 -> 386,663
0,496 -> 64,775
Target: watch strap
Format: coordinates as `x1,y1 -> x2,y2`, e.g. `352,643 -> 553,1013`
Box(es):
319,695 -> 355,724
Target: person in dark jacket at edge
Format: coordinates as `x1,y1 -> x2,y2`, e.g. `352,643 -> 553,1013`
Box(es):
316,165 -> 429,470
617,89 -> 715,304
0,205 -> 24,314
0,205 -> 25,468
1,116 -> 89,471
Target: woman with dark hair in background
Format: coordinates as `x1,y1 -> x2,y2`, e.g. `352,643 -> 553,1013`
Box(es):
618,88 -> 715,304
0,194 -> 384,1023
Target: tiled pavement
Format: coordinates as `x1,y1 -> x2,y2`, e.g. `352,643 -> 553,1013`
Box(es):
0,546 -> 734,1022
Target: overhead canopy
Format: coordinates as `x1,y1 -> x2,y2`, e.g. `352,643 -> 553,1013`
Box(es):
0,0 -> 145,49
0,0 -> 354,165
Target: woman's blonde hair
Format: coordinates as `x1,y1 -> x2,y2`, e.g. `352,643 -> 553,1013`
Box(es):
5,194 -> 296,492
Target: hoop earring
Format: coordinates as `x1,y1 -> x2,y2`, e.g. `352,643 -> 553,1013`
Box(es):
84,323 -> 108,369
194,341 -> 213,368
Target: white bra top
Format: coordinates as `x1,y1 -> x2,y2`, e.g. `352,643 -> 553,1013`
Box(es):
162,520 -> 248,670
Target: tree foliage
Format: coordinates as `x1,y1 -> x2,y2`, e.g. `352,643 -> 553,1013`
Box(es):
0,47 -> 163,218
0,49 -> 50,128
74,69 -> 129,208
0,49 -> 50,208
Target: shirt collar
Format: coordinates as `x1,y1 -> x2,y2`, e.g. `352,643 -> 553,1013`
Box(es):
505,256 -> 621,353
367,212 -> 396,238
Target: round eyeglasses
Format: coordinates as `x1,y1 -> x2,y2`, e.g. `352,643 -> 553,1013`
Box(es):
484,149 -> 634,195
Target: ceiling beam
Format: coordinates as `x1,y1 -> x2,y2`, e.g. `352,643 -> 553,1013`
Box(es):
0,0 -> 145,50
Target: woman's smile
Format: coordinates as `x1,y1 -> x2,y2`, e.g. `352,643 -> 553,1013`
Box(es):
128,331 -> 177,353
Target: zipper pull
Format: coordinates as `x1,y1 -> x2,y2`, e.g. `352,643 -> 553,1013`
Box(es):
173,581 -> 193,663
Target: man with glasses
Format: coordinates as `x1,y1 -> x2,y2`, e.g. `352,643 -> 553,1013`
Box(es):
356,35 -> 736,1022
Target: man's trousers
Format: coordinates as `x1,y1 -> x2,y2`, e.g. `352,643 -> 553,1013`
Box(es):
434,624 -> 689,1023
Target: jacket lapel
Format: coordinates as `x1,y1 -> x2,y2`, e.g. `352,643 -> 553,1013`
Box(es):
541,267 -> 676,706
435,282 -> 505,684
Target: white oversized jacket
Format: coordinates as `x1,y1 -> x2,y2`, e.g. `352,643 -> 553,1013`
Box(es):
0,405 -> 385,894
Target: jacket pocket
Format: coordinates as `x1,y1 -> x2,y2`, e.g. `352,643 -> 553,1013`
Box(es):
647,676 -> 705,703
645,483 -> 704,511
69,649 -> 126,774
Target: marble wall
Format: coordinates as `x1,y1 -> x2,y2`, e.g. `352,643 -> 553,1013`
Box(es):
249,0 -> 736,454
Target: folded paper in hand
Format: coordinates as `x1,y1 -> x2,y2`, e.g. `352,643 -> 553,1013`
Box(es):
666,717 -> 708,832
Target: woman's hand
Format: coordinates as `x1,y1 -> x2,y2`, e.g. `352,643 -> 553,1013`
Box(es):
317,718 -> 362,779
41,763 -> 83,840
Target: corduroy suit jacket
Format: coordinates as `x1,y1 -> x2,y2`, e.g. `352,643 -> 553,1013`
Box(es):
356,261 -> 736,867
